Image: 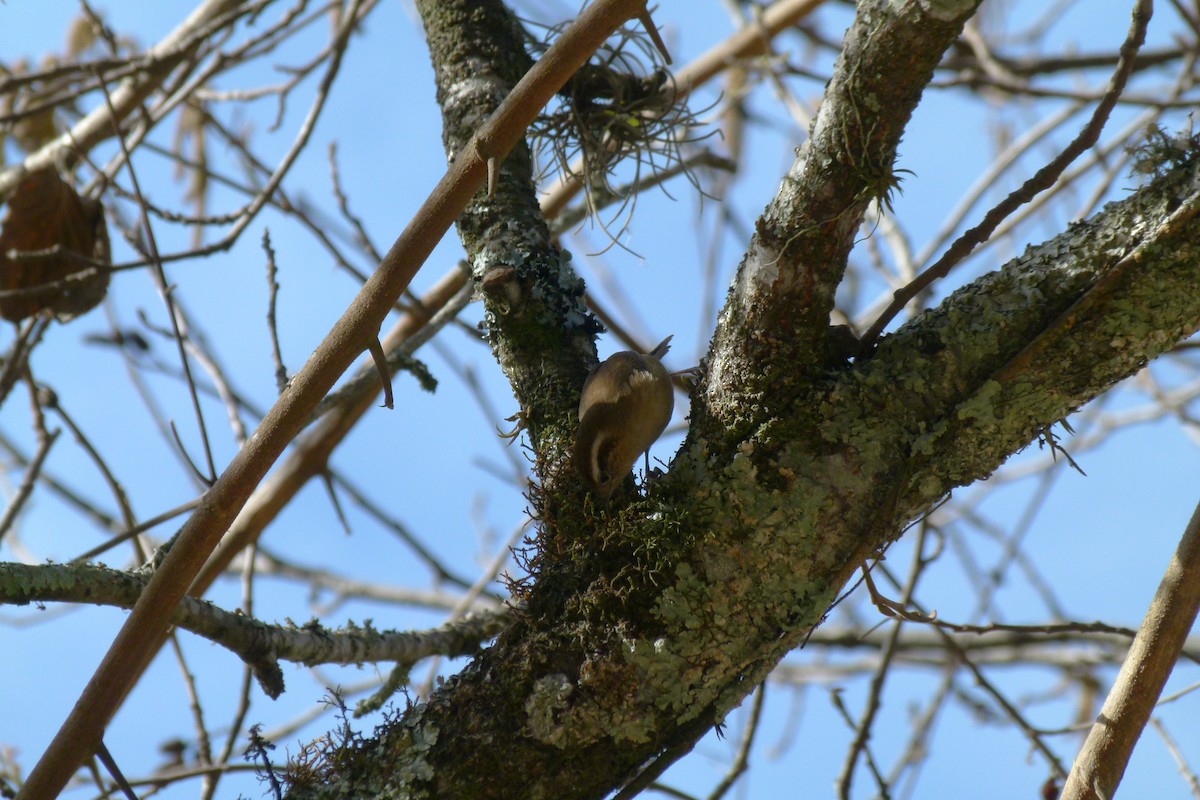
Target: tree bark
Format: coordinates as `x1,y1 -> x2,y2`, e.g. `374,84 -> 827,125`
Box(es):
288,1 -> 1200,798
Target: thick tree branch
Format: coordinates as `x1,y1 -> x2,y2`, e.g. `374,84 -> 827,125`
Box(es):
414,0 -> 599,497
573,0 -> 988,537
0,562 -> 506,700
285,4 -> 1200,798
872,163 -> 1200,519
696,0 -> 984,446
18,2 -> 653,796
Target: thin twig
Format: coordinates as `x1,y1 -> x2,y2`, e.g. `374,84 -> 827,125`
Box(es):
706,682 -> 766,800
96,69 -> 219,482
1149,718 -> 1200,799
860,0 -> 1153,348
935,625 -> 1069,780
70,498 -> 203,564
838,527 -> 931,799
19,5 -> 656,793
0,425 -> 60,545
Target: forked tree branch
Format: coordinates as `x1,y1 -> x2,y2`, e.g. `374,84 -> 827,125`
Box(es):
17,2 -> 658,796
282,1 -> 1200,795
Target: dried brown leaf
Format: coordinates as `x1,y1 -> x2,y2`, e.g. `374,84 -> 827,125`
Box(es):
0,168 -> 110,322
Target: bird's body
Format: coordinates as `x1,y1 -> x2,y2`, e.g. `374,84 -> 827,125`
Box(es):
574,336 -> 674,500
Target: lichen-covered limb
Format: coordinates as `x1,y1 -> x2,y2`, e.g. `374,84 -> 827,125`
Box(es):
861,158 -> 1200,520
475,142 -> 1200,800
0,562 -> 507,700
654,152 -> 1200,749
415,0 -> 601,481
287,2 -> 1200,799
699,0 -> 985,444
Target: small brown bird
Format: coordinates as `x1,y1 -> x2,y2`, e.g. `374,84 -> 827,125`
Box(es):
574,335 -> 674,500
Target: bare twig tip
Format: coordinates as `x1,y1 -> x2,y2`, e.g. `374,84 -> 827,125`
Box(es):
487,156 -> 499,198
368,338 -> 394,410
637,11 -> 672,65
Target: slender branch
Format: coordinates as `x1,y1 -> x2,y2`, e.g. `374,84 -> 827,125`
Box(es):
188,266 -> 470,597
705,682 -> 767,800
838,530 -> 930,798
18,3 -> 657,795
861,0 -> 1153,347
936,625 -> 1069,780
0,427 -> 60,545
0,561 -> 510,699
0,0 -> 255,200
1061,495 -> 1200,800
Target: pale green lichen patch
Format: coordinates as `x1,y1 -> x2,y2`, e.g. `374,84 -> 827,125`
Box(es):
401,722 -> 439,783
524,673 -> 576,749
911,0 -> 978,22
910,419 -> 947,457
374,707 -> 439,796
955,379 -> 1001,425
